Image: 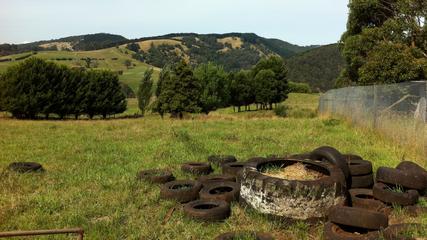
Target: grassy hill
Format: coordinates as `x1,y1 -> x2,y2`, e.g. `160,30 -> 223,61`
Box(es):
0,46 -> 160,91
287,44 -> 345,91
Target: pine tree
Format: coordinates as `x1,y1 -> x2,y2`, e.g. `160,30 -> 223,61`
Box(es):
137,69 -> 154,116
156,61 -> 201,118
229,70 -> 253,112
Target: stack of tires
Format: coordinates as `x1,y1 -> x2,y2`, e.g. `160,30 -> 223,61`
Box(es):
344,154 -> 374,189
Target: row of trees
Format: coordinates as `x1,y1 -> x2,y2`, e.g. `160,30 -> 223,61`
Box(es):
0,58 -> 126,119
338,0 -> 427,86
137,56 -> 290,118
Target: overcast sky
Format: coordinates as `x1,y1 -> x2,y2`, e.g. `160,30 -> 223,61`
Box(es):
0,0 -> 349,46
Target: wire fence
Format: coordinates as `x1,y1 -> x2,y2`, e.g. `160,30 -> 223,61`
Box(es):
319,81 -> 427,160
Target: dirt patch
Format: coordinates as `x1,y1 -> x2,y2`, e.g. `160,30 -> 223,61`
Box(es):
217,37 -> 243,49
262,163 -> 326,180
39,42 -> 73,51
137,39 -> 188,52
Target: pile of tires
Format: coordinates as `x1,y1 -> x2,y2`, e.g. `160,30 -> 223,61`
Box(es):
135,148 -> 427,239
319,149 -> 427,239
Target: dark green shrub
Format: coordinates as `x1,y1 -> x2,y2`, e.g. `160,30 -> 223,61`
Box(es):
274,105 -> 289,117
289,81 -> 312,93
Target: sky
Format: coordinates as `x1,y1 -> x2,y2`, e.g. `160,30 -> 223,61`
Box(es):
0,0 -> 349,46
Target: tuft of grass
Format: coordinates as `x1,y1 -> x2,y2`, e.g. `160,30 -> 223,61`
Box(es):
322,118 -> 342,127
273,105 -> 289,118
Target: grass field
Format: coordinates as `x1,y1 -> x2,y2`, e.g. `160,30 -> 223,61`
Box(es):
0,94 -> 426,239
0,47 -> 159,92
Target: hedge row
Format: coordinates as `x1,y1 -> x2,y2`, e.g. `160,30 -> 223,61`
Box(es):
0,58 -> 126,119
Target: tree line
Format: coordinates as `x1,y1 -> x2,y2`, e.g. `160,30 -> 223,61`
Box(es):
137,55 -> 291,118
0,58 -> 126,119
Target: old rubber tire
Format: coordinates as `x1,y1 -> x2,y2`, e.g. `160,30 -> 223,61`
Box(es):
160,180 -> 202,203
215,232 -> 274,240
240,158 -> 346,220
323,222 -> 380,240
403,205 -> 427,217
197,174 -> 236,186
181,162 -> 212,175
349,189 -> 387,211
396,161 -> 427,177
183,200 -> 230,222
199,181 -> 240,203
343,154 -> 364,161
351,174 -> 374,189
372,182 -> 419,206
328,206 -> 388,230
396,161 -> 427,191
222,162 -> 247,177
7,162 -> 44,173
137,169 -> 175,184
383,223 -> 426,240
208,155 -> 237,166
348,160 -> 373,176
310,146 -> 351,188
376,167 -> 427,191
288,153 -> 312,160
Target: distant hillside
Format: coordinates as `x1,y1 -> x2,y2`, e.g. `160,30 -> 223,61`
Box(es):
0,33 -> 128,56
0,33 -> 345,91
287,44 -> 345,91
0,32 -> 321,69
125,33 -> 318,71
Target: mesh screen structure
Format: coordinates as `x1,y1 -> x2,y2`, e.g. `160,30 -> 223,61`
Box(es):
319,81 -> 427,160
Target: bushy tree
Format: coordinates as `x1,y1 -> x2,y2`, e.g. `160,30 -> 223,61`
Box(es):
127,43 -> 140,53
340,0 -> 427,85
358,42 -> 424,84
124,59 -> 132,69
155,61 -> 201,118
251,56 -> 289,108
0,58 -> 61,118
194,63 -> 230,114
137,69 -> 154,116
289,81 -> 311,93
253,69 -> 276,109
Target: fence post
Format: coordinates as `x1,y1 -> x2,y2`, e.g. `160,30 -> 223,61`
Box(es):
373,85 -> 378,129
